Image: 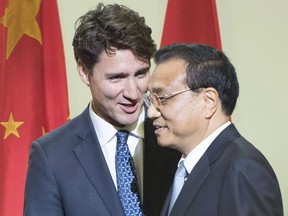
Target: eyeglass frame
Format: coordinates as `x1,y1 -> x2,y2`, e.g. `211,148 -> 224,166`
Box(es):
144,87 -> 201,108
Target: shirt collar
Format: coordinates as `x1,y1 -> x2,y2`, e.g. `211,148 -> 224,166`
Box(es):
89,103 -> 145,147
183,121 -> 231,173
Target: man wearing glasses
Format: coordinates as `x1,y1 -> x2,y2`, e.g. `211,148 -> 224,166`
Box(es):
144,43 -> 283,216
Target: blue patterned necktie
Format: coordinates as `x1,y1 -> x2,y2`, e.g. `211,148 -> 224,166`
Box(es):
168,160 -> 187,214
115,130 -> 142,216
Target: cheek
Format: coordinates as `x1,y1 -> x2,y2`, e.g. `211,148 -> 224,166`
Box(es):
161,103 -> 186,126
90,81 -> 119,101
137,76 -> 150,92
171,112 -> 194,131
166,102 -> 200,130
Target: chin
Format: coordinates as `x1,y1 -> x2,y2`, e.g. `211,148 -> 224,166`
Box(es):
156,139 -> 170,147
157,139 -> 179,152
119,116 -> 139,127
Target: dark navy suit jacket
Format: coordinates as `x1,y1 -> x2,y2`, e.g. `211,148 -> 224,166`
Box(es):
24,106 -> 181,216
161,124 -> 283,216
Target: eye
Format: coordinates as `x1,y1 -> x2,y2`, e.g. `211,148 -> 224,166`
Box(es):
160,99 -> 169,105
107,74 -> 126,83
135,68 -> 149,79
136,72 -> 147,79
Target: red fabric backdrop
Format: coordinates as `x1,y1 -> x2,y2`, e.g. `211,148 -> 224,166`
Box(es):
0,0 -> 70,215
161,0 -> 222,49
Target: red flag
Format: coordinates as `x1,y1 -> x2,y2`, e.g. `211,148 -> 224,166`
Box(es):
161,0 -> 222,49
0,0 -> 70,215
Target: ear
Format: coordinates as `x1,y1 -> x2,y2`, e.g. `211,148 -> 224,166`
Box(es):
203,87 -> 219,119
78,61 -> 90,86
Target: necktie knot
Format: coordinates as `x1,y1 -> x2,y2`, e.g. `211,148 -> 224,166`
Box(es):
175,160 -> 187,177
117,130 -> 129,146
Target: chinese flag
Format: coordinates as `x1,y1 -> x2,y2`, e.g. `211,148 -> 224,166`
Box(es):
161,0 -> 222,49
0,0 -> 69,215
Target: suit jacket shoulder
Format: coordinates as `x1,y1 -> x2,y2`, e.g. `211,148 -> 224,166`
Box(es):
165,124 -> 283,216
25,107 -> 125,216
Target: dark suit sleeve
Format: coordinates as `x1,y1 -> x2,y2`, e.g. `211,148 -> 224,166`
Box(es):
24,141 -> 64,216
219,157 -> 283,216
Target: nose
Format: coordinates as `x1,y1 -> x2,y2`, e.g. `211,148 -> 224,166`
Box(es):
123,78 -> 139,100
147,103 -> 161,119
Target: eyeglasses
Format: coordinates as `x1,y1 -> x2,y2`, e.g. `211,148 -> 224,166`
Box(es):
144,88 -> 193,108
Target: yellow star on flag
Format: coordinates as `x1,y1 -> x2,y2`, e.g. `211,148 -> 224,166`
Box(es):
0,0 -> 42,59
1,113 -> 24,139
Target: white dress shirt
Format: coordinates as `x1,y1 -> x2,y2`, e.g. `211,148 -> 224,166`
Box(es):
89,103 -> 144,195
182,121 -> 231,175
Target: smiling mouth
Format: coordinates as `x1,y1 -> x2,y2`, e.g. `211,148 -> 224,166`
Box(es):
120,103 -> 138,113
153,124 -> 167,134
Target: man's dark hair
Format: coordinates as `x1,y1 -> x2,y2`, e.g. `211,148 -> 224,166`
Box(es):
72,3 -> 156,73
154,43 -> 239,116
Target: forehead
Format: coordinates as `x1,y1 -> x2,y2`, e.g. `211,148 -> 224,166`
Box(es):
94,49 -> 149,74
151,58 -> 187,92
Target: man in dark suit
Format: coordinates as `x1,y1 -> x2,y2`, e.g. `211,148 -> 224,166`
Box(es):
145,43 -> 283,216
24,3 -> 180,216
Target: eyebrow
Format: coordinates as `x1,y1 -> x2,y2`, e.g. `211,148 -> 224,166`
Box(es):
135,66 -> 150,76
105,66 -> 150,78
105,72 -> 127,79
151,87 -> 165,94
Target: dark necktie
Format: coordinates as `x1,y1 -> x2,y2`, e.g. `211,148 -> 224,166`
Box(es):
168,160 -> 187,214
115,130 -> 142,216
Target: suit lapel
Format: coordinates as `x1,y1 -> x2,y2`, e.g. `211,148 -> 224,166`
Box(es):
167,124 -> 241,216
160,188 -> 172,216
73,108 -> 125,216
169,155 -> 211,216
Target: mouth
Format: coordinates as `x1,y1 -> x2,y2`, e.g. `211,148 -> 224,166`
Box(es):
153,124 -> 167,135
119,102 -> 138,114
